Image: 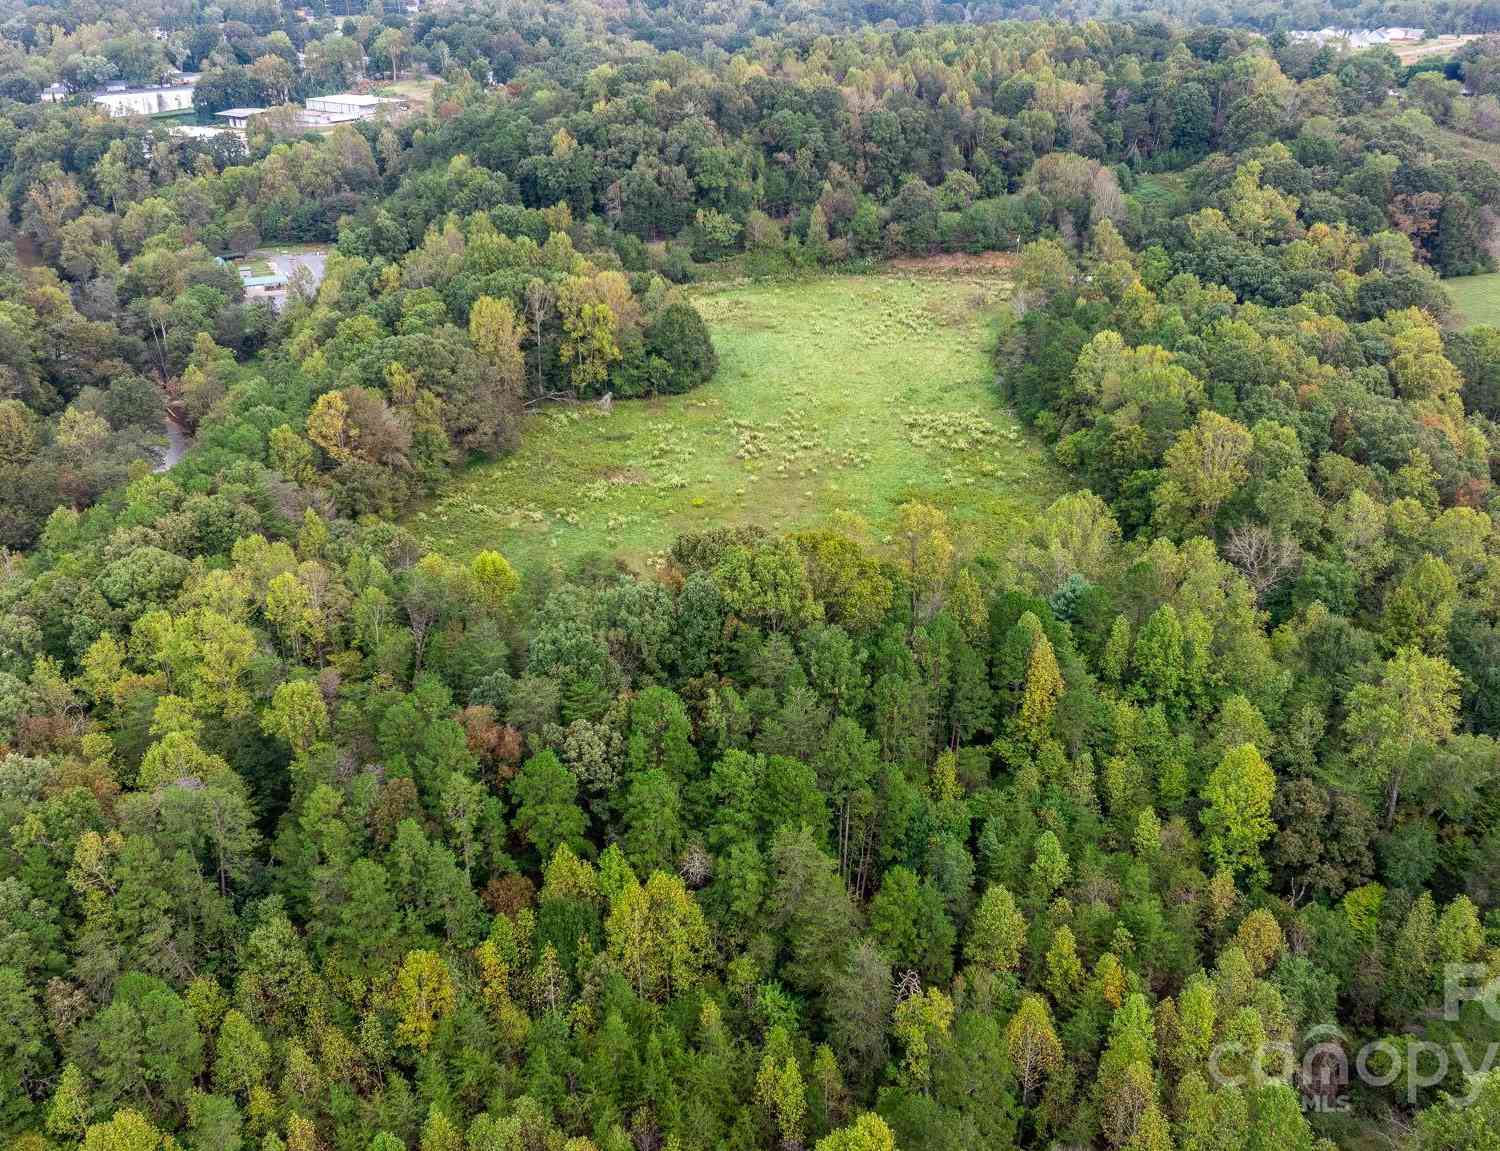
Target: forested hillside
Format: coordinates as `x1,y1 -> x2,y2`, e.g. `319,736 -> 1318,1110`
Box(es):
4,3 -> 1500,1151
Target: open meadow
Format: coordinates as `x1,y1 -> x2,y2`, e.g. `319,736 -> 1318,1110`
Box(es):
375,76 -> 440,108
410,268 -> 1065,569
1445,271 -> 1500,328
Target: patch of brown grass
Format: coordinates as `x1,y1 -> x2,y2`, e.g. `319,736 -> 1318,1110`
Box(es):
887,251 -> 1020,274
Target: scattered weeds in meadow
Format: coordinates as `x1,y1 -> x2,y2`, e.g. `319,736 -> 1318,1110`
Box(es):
411,269 -> 1063,568
901,409 -> 1001,453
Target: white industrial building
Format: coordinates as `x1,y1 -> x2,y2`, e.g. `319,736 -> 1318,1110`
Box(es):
301,92 -> 400,124
92,77 -> 198,118
171,124 -> 238,141
215,107 -> 268,130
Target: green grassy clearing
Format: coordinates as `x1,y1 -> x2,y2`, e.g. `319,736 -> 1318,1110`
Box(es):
1421,118 -> 1500,172
410,269 -> 1066,571
1129,172 -> 1188,213
376,77 -> 439,107
1444,271 -> 1500,327
1407,119 -> 1500,329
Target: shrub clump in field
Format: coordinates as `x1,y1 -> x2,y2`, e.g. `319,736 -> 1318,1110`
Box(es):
616,302 -> 720,397
902,409 -> 1001,453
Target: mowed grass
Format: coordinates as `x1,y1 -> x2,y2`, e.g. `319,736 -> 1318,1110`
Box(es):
376,76 -> 439,108
410,270 -> 1066,570
1445,272 -> 1500,328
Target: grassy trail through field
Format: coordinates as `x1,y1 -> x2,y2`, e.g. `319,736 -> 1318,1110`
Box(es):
410,268 -> 1065,570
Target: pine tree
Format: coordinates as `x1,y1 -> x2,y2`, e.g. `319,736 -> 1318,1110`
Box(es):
967,885 -> 1028,973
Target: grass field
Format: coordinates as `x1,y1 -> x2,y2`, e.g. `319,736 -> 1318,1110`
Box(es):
1414,121 -> 1500,330
1444,272 -> 1500,327
1392,33 -> 1482,64
410,269 -> 1066,570
1415,121 -> 1500,195
1129,172 -> 1188,214
376,77 -> 439,108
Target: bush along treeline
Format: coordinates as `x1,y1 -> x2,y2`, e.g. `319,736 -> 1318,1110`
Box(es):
266,210 -> 718,518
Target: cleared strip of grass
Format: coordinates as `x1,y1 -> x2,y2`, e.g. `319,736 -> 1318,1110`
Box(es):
1419,120 -> 1500,181
409,269 -> 1066,571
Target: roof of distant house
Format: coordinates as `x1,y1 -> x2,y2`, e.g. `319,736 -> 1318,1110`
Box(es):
95,82 -> 195,97
313,92 -> 391,106
215,107 -> 269,119
93,74 -> 200,97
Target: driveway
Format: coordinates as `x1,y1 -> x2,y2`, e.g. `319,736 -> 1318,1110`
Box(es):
260,247 -> 327,290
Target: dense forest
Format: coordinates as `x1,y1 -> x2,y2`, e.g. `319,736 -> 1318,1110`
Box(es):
5,2 -> 1500,1151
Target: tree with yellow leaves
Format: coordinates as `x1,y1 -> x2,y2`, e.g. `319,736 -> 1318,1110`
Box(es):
391,950 -> 455,1053
469,296 -> 526,387
604,870 -> 710,1002
895,501 -> 954,627
1007,993 -> 1063,1103
891,986 -> 954,1094
1200,743 -> 1276,885
1155,409 -> 1254,530
1018,628 -> 1064,745
472,549 -> 520,615
80,1109 -> 181,1151
966,884 -> 1027,974
815,1113 -> 898,1151
755,1026 -> 807,1149
306,390 -> 355,463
